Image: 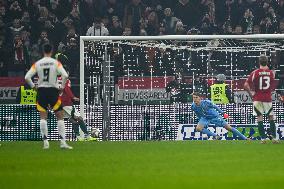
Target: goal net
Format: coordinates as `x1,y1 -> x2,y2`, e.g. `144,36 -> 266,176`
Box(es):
80,35 -> 284,141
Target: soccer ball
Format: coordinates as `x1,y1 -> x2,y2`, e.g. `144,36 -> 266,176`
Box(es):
91,128 -> 100,138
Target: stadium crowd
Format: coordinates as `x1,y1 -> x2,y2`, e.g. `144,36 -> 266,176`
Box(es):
1,0 -> 284,78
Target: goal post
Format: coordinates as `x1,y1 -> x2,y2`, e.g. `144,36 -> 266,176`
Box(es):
80,34 -> 284,141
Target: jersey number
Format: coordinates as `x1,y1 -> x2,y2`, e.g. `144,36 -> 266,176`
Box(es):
259,76 -> 270,90
43,68 -> 50,82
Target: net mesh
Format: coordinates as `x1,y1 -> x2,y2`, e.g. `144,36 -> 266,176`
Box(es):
82,38 -> 284,141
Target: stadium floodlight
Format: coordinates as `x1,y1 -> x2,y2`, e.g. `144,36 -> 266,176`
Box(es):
80,34 -> 284,141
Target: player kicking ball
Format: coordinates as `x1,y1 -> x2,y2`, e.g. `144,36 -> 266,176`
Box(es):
191,92 -> 249,140
60,77 -> 97,141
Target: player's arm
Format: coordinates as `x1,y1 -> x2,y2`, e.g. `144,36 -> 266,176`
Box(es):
56,61 -> 68,88
64,80 -> 79,101
243,73 -> 254,99
191,105 -> 201,119
210,102 -> 224,115
24,64 -> 37,89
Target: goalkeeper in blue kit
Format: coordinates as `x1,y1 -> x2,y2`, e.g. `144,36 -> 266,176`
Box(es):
191,92 -> 248,140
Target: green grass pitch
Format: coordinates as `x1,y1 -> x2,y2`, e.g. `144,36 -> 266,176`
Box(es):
0,141 -> 283,189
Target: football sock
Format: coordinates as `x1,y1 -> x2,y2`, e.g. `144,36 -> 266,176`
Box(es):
72,123 -> 80,136
257,121 -> 267,139
231,127 -> 247,140
40,119 -> 48,140
78,119 -> 89,134
201,128 -> 217,137
269,120 -> 276,138
57,120 -> 66,141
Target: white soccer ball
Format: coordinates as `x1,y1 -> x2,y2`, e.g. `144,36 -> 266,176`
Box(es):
91,128 -> 100,138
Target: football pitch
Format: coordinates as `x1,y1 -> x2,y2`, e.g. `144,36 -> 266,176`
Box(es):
0,141 -> 283,189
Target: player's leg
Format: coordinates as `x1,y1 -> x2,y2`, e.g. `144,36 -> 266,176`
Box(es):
70,107 -> 96,141
55,109 -> 73,149
224,123 -> 248,140
267,107 -> 279,144
39,111 -> 49,149
212,116 -> 248,140
51,88 -> 73,149
63,106 -> 82,140
265,103 -> 278,142
36,88 -> 49,149
68,117 -> 81,140
253,101 -> 267,140
196,118 -> 218,138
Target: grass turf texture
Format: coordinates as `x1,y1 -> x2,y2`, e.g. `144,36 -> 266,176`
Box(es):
0,141 -> 283,189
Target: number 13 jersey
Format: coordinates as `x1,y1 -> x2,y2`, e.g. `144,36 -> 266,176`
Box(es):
246,68 -> 275,102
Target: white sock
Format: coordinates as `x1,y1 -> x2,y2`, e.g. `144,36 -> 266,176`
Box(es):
40,119 -> 48,140
57,120 -> 66,142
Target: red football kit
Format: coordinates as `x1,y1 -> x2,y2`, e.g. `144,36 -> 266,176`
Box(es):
246,67 -> 275,102
61,79 -> 75,106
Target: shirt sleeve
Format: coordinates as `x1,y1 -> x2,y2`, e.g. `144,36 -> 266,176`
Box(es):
64,80 -> 75,99
56,61 -> 68,88
24,64 -> 37,88
208,100 -> 224,114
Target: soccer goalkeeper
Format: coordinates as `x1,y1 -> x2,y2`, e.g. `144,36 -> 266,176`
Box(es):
191,92 -> 248,140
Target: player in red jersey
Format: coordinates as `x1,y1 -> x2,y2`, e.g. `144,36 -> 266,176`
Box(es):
60,78 -> 97,141
244,55 -> 279,143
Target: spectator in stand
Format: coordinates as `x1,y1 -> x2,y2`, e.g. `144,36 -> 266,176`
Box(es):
279,19 -> 284,33
253,24 -> 261,34
69,7 -> 80,31
30,44 -> 41,63
7,35 -> 30,77
122,26 -> 132,36
9,18 -> 24,38
0,34 -> 7,76
66,27 -> 78,44
8,0 -> 22,20
0,5 -> 9,24
277,0 -> 284,19
20,30 -> 31,50
162,8 -> 178,35
86,17 -> 109,36
21,11 -> 31,32
200,13 -> 215,34
260,16 -> 276,33
144,10 -> 159,35
232,25 -> 243,34
123,0 -> 145,35
65,37 -> 79,77
175,21 -> 186,35
241,8 -> 254,34
222,19 -> 233,34
105,0 -> 124,21
230,0 -> 247,28
158,22 -> 166,35
61,17 -> 75,41
109,16 -> 123,36
37,30 -> 50,49
175,0 -> 201,28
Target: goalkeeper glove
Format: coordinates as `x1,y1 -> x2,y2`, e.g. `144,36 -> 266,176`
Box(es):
223,113 -> 229,119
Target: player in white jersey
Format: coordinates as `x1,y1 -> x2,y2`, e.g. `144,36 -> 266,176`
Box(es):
25,43 -> 73,149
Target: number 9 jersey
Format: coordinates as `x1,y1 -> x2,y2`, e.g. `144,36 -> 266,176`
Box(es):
25,57 -> 68,89
246,68 -> 275,102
